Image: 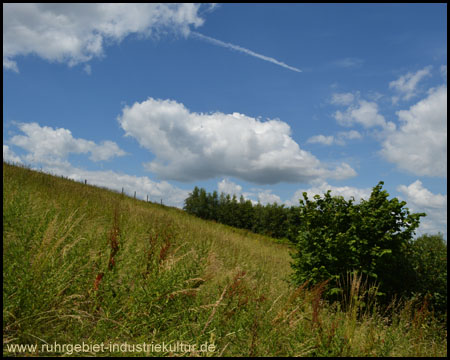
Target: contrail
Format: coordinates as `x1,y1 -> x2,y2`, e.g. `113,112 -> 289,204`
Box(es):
191,31 -> 302,73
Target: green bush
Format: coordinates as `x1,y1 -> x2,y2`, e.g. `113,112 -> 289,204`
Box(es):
290,181 -> 425,304
410,233 -> 447,316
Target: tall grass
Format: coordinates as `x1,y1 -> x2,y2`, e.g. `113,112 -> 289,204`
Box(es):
3,162 -> 447,357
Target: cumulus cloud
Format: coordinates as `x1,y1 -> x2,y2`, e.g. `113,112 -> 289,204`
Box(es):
118,97 -> 356,184
338,130 -> 362,140
330,92 -> 355,106
330,91 -> 394,130
254,189 -> 282,205
3,58 -> 19,73
3,145 -> 23,163
3,3 -> 204,71
88,140 -> 127,162
334,99 -> 395,130
83,64 -> 92,75
397,180 -> 446,209
307,130 -> 362,146
389,66 -> 432,103
380,85 -> 447,177
10,122 -> 127,165
397,180 -> 447,238
218,178 -> 243,196
306,134 -> 334,146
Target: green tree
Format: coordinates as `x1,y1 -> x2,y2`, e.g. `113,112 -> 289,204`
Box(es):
197,188 -> 209,219
252,202 -> 265,234
183,186 -> 200,215
241,198 -> 254,231
217,192 -> 228,223
290,181 -> 425,303
229,194 -> 239,227
210,190 -> 219,221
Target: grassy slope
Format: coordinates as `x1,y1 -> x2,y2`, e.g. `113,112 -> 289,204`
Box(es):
3,162 -> 447,357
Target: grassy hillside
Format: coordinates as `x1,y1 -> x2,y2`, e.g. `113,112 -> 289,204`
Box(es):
3,162 -> 447,357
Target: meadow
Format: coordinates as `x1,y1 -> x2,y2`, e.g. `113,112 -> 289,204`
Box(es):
3,162 -> 447,357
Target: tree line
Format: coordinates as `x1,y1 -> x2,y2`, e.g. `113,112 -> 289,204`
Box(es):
183,186 -> 300,241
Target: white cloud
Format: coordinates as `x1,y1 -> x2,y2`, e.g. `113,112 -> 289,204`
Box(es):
334,99 -> 394,130
338,130 -> 362,140
191,31 -> 302,73
334,130 -> 363,146
330,91 -> 393,131
397,180 -> 447,238
397,180 -> 446,209
389,66 -> 432,103
218,178 -> 242,196
118,97 -> 356,184
254,189 -> 282,205
3,58 -> 19,73
202,4 -> 221,14
307,134 -> 334,146
3,3 -> 205,71
83,64 -> 92,75
330,163 -> 357,180
3,145 -> 23,163
89,140 -> 127,162
307,130 -> 362,146
380,85 -> 447,177
10,122 -> 127,165
330,92 -> 355,106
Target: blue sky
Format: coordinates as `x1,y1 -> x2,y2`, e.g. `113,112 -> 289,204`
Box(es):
3,4 -> 447,238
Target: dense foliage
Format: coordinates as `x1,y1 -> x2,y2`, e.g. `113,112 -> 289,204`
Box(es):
183,187 -> 300,241
290,181 -> 435,305
410,233 -> 447,316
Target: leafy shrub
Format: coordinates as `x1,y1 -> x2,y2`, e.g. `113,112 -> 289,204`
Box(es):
290,181 -> 425,304
410,233 -> 447,316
